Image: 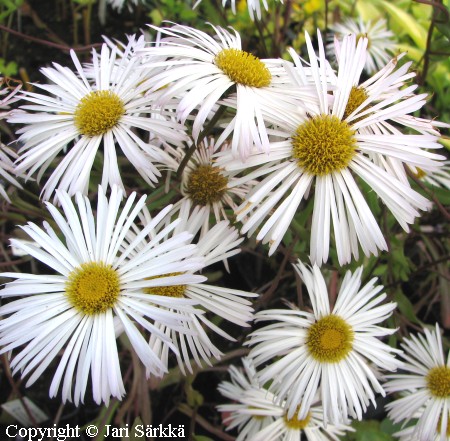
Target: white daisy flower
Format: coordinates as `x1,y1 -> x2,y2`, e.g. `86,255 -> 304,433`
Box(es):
409,162 -> 450,191
218,358 -> 352,441
247,260 -> 400,425
0,75 -> 22,117
193,0 -> 283,21
0,75 -> 23,201
128,203 -> 257,374
0,186 -> 206,405
394,411 -> 450,441
220,31 -> 445,264
169,137 -> 254,236
9,42 -> 187,201
98,0 -> 148,24
328,17 -> 396,74
105,0 -> 143,11
140,22 -> 309,159
385,324 -> 450,441
0,144 -> 22,202
218,357 -> 276,440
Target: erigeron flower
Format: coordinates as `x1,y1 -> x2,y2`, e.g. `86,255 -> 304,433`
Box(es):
9,42 -> 187,201
0,144 -> 22,202
140,23 -> 309,159
0,75 -> 21,117
98,0 -> 148,24
193,0 -> 283,21
393,412 -> 450,441
0,186 -> 206,405
219,31 -> 445,264
218,358 -> 276,440
247,260 -> 400,425
385,324 -> 450,441
0,75 -> 23,201
408,162 -> 450,191
130,203 -> 257,374
169,137 -> 254,236
328,17 -> 396,74
218,358 -> 353,441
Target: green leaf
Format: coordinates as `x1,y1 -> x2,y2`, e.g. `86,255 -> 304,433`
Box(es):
394,290 -> 420,324
128,417 -> 143,441
349,420 -> 395,441
381,1 -> 427,49
380,417 -> 403,435
148,9 -> 163,26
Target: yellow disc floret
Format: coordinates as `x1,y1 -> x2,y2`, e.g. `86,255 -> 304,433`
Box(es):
307,314 -> 354,363
144,272 -> 186,298
283,408 -> 312,430
343,86 -> 369,120
357,33 -> 370,49
65,261 -> 121,315
186,164 -> 228,206
292,115 -> 357,176
214,48 -> 271,88
410,166 -> 427,180
426,366 -> 450,398
74,90 -> 124,136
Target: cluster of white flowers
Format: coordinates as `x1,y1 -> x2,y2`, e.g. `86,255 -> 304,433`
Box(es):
0,9 -> 448,441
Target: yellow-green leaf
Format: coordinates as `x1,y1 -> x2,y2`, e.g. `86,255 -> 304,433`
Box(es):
381,1 -> 427,49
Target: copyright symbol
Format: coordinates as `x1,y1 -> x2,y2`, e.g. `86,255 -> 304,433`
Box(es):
86,425 -> 98,437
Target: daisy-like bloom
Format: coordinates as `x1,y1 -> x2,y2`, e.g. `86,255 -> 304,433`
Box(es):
0,75 -> 21,117
393,411 -> 450,441
0,75 -> 23,201
129,202 -> 257,374
9,41 -> 187,201
0,186 -> 207,405
193,0 -> 283,20
408,162 -> 450,191
218,357 -> 276,440
220,31 -> 445,264
106,0 -> 143,10
218,358 -> 352,441
97,0 -> 148,25
385,324 -> 450,441
169,137 -> 254,236
0,144 -> 22,202
140,22 -> 309,159
247,260 -> 400,425
328,17 -> 396,74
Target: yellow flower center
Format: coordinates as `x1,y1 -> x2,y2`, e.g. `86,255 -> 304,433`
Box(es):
144,272 -> 186,298
74,90 -> 125,136
357,33 -> 370,49
65,262 -> 121,315
426,366 -> 450,398
343,86 -> 369,120
186,164 -> 228,206
411,166 -> 427,180
214,48 -> 271,87
283,408 -> 312,430
248,407 -> 267,421
307,314 -> 354,363
292,115 -> 357,176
